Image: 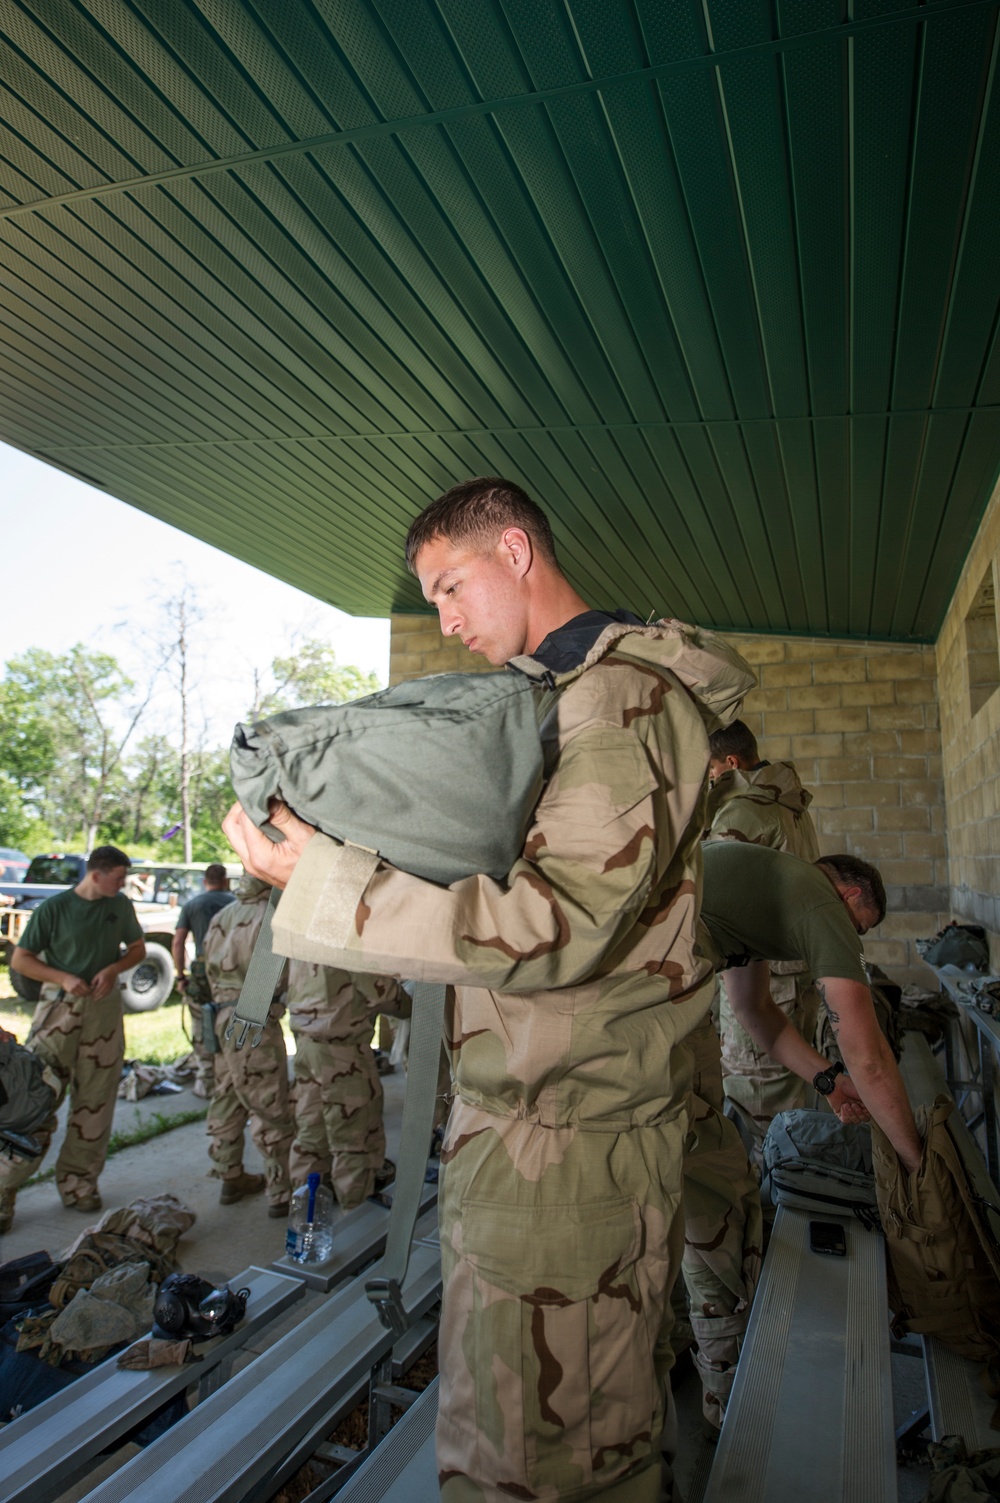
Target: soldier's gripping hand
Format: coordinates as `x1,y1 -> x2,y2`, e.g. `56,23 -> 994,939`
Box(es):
90,965 -> 121,1001
223,799 -> 317,890
61,973 -> 93,998
829,1073 -> 871,1126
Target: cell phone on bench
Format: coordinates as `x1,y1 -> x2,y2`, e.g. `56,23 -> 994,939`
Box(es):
809,1220 -> 847,1257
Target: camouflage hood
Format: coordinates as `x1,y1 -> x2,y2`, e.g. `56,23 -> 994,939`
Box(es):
510,617 -> 756,735
707,760 -> 814,823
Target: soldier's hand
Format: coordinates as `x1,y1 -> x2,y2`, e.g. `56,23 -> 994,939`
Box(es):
829,1073 -> 871,1125
89,966 -> 119,1001
62,973 -> 93,998
222,800 -> 317,889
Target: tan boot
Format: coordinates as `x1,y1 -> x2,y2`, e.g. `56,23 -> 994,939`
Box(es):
220,1172 -> 265,1205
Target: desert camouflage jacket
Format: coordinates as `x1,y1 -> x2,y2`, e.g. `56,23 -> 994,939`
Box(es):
287,961 -> 407,1042
204,888 -> 287,1014
704,760 -> 819,860
272,620 -> 754,1128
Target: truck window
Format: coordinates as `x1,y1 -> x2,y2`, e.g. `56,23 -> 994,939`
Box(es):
25,856 -> 83,884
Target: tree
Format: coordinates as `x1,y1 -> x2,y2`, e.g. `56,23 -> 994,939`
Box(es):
249,638 -> 379,720
1,646 -> 156,848
0,674 -> 56,846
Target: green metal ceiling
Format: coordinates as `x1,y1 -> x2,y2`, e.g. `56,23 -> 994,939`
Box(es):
1,1 -> 999,639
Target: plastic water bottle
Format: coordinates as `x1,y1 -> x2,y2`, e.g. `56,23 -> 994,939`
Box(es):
286,1172 -> 335,1263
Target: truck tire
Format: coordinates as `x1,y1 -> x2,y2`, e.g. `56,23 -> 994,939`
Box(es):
120,943 -> 175,1013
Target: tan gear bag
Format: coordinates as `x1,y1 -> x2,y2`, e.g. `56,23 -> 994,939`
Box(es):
871,1096 -> 1000,1367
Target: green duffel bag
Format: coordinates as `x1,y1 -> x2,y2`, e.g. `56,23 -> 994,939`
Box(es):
231,668 -> 559,887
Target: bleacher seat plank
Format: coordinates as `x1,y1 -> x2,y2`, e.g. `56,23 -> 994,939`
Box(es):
271,1183 -> 438,1293
334,1380 -> 439,1503
75,1226 -> 442,1503
703,1207 -> 894,1503
0,1265 -> 304,1503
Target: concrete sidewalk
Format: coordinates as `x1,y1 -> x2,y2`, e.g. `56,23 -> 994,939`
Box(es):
0,1068 -> 407,1282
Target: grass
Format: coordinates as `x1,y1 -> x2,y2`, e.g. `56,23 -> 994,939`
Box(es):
0,989 -> 194,1061
24,1106 -> 209,1186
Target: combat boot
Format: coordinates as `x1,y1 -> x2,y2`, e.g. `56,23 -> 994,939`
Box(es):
220,1171 -> 265,1205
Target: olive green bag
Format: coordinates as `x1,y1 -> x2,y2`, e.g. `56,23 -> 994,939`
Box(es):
230,667 -> 559,887
872,1097 -> 1000,1367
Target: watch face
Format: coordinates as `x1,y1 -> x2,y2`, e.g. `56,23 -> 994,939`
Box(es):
814,1072 -> 833,1095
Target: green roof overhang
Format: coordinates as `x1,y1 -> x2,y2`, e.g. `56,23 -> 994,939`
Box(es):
1,0 -> 999,639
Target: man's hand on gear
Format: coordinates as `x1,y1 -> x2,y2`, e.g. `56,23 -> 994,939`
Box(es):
89,966 -> 119,1001
222,800 -> 317,889
829,1073 -> 871,1126
61,973 -> 92,998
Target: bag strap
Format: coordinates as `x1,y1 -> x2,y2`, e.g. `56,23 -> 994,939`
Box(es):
366,981 -> 447,1337
224,889 -> 284,1050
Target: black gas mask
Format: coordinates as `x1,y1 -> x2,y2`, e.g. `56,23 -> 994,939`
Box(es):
152,1273 -> 250,1341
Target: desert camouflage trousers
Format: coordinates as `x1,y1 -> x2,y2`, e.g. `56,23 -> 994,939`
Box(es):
207,1005 -> 293,1208
436,1094 -> 690,1503
288,1034 -> 385,1211
678,1015 -> 763,1429
0,984 -> 124,1206
719,972 -> 822,1168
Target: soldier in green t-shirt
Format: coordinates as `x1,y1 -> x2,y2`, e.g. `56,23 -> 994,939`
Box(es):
699,842 -> 921,1170
1,845 -> 145,1232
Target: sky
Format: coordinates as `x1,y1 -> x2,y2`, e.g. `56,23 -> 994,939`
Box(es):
0,442 -> 391,748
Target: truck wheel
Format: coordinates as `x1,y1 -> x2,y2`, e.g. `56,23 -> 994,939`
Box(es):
120,943 -> 175,1012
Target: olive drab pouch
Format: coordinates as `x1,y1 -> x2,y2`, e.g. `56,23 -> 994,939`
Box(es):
761,1109 -> 879,1227
872,1096 -> 1000,1369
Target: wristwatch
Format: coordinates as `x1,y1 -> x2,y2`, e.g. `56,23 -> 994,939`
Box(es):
813,1060 -> 846,1096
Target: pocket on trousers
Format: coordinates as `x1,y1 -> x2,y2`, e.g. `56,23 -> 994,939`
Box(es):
455,1194 -> 656,1492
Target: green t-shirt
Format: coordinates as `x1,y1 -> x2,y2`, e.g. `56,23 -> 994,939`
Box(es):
20,888 -> 143,985
699,843 -> 868,984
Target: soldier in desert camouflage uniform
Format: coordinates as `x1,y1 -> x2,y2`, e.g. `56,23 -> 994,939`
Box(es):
703,720 -> 821,1162
287,961 -> 406,1210
1,847 -> 145,1232
226,477 -> 756,1502
203,877 -> 293,1215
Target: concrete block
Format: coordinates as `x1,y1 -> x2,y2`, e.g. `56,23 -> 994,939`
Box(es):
789,684 -> 842,710
814,658 -> 867,684
817,807 -> 874,833
872,756 -> 929,782
866,652 -> 926,680
734,638 -> 786,664
869,704 -> 926,730
815,707 -> 868,733
763,710 -> 816,735
816,756 -> 870,782
876,806 -> 931,833
790,733 -> 844,758
843,781 -> 900,806
842,680 -> 895,706
761,662 -> 813,688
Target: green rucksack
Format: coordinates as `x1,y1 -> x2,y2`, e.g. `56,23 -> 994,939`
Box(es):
0,1035 -> 55,1140
231,668 -> 558,887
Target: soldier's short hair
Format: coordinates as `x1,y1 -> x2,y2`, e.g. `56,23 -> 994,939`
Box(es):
818,853 -> 887,925
87,845 -> 131,873
405,476 -> 558,573
708,720 -> 759,766
205,863 -> 227,885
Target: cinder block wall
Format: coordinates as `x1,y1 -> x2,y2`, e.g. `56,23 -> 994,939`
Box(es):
936,481 -> 1000,969
390,614 -> 947,986
732,635 -> 946,985
389,614 -> 496,683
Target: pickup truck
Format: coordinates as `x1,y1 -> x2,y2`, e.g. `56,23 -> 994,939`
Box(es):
1,857 -> 240,1012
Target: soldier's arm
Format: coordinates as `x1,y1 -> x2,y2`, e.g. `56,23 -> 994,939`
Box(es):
813,976 -> 921,1172
725,963 -> 921,1170
227,721 -> 671,993
91,938 -> 146,1001
171,925 -> 190,986
11,945 -> 91,997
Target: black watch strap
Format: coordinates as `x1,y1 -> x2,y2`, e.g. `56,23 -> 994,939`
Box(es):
813,1060 -> 846,1096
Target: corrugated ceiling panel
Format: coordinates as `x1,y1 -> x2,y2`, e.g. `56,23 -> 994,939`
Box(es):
0,0 -> 998,640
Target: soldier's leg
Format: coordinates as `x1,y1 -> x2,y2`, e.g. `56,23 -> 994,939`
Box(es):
289,1036 -> 332,1185
50,990 -> 124,1208
185,961 -> 216,1098
720,973 -> 806,1168
206,1006 -> 252,1183
436,1097 -> 688,1502
225,1016 -> 293,1208
0,989 -> 75,1209
316,1038 -> 385,1212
